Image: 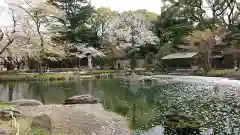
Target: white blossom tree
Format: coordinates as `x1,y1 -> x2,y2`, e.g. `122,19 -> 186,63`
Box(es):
0,0 -> 65,70
106,11 -> 158,48
68,43 -> 105,69
93,7 -> 118,48
105,11 -> 158,68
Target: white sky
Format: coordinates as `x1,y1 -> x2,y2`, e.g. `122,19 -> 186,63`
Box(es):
91,0 -> 162,13
0,0 -> 11,26
0,0 -> 162,26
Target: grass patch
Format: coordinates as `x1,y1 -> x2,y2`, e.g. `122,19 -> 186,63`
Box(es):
206,69 -> 229,77
9,128 -> 48,135
0,70 -> 118,82
79,70 -> 118,75
0,73 -> 69,82
0,70 -> 22,75
2,117 -> 48,135
0,103 -> 12,108
29,128 -> 48,135
0,100 -> 12,108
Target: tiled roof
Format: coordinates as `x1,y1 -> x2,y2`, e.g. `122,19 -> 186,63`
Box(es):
161,52 -> 199,60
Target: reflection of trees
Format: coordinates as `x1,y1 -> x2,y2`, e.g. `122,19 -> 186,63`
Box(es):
28,81 -> 67,104
8,82 -> 15,101
99,79 -> 155,129
62,81 -> 78,97
34,82 -> 46,104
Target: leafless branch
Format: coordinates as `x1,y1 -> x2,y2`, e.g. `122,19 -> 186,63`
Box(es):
0,8 -> 17,56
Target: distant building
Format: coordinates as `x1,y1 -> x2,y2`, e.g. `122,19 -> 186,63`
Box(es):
161,52 -> 227,74
113,54 -> 145,69
161,52 -> 200,74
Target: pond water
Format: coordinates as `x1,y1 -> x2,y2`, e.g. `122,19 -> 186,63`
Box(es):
1,75 -> 240,135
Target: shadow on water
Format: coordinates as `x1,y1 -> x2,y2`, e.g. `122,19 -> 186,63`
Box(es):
0,76 -> 240,134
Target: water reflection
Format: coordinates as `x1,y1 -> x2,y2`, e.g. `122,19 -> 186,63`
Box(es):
0,76 -> 240,134
0,80 -> 103,104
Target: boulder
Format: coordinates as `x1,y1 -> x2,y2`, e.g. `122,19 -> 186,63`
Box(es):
0,128 -> 8,135
10,99 -> 43,106
64,94 -> 99,104
31,114 -> 52,133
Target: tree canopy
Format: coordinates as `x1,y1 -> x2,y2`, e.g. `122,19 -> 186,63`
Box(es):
0,0 -> 240,71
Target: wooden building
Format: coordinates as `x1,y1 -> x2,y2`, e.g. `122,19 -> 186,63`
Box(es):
161,51 -> 232,74
161,52 -> 200,74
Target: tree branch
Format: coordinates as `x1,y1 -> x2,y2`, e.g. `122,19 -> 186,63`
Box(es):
0,8 -> 17,56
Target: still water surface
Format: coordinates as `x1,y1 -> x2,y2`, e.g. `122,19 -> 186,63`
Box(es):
1,76 -> 240,135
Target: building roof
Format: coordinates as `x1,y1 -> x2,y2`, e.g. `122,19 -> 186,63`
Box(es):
161,52 -> 199,60
212,55 -> 223,59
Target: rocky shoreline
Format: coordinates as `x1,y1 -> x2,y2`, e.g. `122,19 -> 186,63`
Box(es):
0,95 -> 132,135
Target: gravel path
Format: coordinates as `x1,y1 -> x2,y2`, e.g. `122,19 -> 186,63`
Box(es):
17,104 -> 132,135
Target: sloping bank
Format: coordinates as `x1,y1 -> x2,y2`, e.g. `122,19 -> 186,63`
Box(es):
17,104 -> 131,135
0,97 -> 132,135
204,69 -> 240,80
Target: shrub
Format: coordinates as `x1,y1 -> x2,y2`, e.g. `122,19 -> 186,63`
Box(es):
30,128 -> 48,135
206,69 -> 229,77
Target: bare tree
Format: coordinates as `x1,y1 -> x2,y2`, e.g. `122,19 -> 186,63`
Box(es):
0,8 -> 17,56
206,0 -> 240,28
4,0 -> 65,71
179,28 -> 227,72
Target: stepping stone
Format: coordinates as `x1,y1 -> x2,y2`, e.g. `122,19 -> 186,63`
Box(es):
0,128 -> 8,135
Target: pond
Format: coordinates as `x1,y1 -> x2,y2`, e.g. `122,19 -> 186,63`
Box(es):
0,75 -> 240,135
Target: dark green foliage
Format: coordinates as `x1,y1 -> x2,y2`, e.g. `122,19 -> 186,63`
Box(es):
154,4 -> 194,52
50,0 -> 99,47
222,23 -> 240,46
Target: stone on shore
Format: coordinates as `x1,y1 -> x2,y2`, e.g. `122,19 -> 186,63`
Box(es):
0,107 -> 20,120
31,114 -> 52,133
64,94 -> 99,104
10,99 -> 43,106
0,128 -> 8,135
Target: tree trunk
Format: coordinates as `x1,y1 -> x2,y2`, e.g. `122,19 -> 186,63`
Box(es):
88,55 -> 93,69
3,59 -> 15,71
207,44 -> 213,71
38,62 -> 43,74
8,83 -> 15,102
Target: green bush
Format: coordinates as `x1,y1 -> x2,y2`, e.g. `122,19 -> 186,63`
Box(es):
30,128 -> 48,135
0,70 -> 118,82
0,100 -> 12,108
206,69 -> 229,77
92,70 -> 116,74
9,128 -> 49,135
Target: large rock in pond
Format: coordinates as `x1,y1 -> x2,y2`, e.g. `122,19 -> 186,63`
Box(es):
31,114 -> 52,133
64,94 -> 99,104
10,99 -> 43,106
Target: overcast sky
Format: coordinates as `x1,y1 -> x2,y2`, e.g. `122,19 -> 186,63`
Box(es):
91,0 -> 162,13
0,0 -> 162,26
